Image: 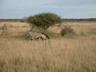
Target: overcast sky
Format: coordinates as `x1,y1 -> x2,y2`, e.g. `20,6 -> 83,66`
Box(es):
0,0 -> 96,19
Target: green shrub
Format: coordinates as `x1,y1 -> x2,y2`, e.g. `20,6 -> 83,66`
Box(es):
20,19 -> 25,22
22,31 -> 31,40
61,26 -> 75,36
27,13 -> 61,29
22,28 -> 55,40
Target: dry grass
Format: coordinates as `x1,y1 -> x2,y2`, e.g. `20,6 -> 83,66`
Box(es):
0,22 -> 96,72
49,22 -> 96,34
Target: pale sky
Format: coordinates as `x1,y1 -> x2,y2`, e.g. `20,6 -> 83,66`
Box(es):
0,0 -> 96,19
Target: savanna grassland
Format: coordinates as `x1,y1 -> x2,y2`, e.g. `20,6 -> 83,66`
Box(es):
0,21 -> 96,72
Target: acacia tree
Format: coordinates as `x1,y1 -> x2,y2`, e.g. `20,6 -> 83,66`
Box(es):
27,13 -> 61,29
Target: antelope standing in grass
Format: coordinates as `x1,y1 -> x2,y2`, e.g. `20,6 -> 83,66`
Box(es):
27,31 -> 49,40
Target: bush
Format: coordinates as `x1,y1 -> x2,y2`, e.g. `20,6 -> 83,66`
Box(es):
22,28 -> 56,40
27,13 -> 61,29
20,19 -> 25,22
22,31 -> 31,40
61,25 -> 75,36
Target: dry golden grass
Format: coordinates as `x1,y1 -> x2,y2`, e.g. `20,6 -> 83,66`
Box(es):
0,22 -> 96,72
49,22 -> 96,34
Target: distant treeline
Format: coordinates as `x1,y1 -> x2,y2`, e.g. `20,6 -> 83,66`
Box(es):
62,18 -> 96,22
0,18 -> 96,22
0,19 -> 26,22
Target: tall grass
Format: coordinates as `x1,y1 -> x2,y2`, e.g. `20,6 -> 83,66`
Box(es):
0,36 -> 96,72
0,21 -> 96,72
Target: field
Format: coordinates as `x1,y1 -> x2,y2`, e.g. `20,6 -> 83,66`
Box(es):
0,22 -> 96,72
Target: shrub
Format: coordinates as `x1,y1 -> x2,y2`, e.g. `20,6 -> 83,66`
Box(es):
20,19 -> 25,22
61,25 -> 75,36
27,13 -> 61,29
22,28 -> 55,40
22,31 -> 31,40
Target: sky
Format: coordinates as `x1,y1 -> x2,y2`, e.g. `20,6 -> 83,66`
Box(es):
0,0 -> 96,19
